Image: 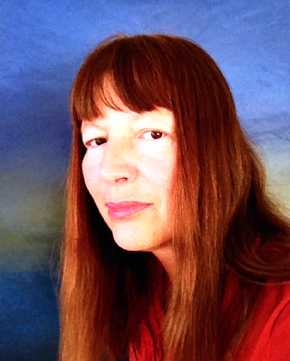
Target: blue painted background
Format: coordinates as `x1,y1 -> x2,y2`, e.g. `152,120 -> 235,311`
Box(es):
1,1 -> 289,360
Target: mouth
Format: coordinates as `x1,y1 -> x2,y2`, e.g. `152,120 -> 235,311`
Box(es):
105,201 -> 152,220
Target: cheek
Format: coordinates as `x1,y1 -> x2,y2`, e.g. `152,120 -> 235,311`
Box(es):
82,154 -> 99,195
163,161 -> 176,187
145,154 -> 177,197
156,149 -> 177,183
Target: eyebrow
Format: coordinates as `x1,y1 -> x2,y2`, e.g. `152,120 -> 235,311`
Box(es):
81,120 -> 100,131
81,110 -> 174,132
80,118 -> 110,134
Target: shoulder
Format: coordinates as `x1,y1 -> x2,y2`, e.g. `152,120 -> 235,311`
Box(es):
239,282 -> 290,361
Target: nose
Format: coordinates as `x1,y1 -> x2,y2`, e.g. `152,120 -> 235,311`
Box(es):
99,139 -> 137,185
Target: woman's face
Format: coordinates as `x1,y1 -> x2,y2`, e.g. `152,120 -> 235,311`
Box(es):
81,105 -> 177,254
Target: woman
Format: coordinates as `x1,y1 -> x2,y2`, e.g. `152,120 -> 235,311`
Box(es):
60,34 -> 290,361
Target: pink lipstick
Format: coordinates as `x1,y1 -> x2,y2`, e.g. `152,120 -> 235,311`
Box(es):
105,201 -> 152,220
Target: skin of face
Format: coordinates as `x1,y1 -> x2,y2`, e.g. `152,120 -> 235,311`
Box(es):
81,105 -> 177,264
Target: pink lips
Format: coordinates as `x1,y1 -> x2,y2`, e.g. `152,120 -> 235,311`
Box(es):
105,201 -> 152,220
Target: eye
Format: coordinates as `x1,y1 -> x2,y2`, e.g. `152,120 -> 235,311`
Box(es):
85,138 -> 107,148
143,131 -> 165,140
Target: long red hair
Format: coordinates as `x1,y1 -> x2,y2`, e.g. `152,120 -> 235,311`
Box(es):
59,34 -> 290,361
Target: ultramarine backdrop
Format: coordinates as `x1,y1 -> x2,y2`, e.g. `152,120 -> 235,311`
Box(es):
1,1 -> 289,360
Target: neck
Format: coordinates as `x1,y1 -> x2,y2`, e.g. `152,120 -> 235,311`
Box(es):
152,245 -> 176,280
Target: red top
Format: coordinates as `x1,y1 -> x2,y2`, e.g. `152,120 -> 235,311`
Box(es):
129,273 -> 290,361
234,280 -> 290,360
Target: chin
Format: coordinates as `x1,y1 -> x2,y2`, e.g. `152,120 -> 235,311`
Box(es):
108,217 -> 170,253
113,237 -> 153,252
111,228 -> 158,253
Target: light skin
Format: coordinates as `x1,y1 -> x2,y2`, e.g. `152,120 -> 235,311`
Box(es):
81,104 -> 177,276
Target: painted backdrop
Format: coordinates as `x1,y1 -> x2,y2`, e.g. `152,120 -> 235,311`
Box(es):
1,1 -> 289,360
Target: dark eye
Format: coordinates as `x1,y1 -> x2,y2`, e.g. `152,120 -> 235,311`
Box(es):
86,138 -> 107,148
94,138 -> 107,146
143,131 -> 165,140
151,131 -> 163,139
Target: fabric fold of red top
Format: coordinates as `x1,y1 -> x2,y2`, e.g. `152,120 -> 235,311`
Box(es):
129,270 -> 290,361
